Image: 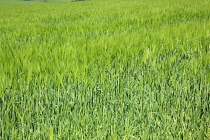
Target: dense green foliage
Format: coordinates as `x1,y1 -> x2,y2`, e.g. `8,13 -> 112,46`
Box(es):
0,0 -> 209,139
0,0 -> 70,7
23,0 -> 47,2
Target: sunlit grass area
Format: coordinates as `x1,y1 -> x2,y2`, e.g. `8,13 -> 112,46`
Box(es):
0,0 -> 71,7
0,0 -> 209,139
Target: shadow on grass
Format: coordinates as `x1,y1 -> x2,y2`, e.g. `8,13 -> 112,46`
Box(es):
71,0 -> 85,2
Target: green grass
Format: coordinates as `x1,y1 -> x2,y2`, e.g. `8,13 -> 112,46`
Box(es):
0,0 -> 210,139
0,0 -> 71,7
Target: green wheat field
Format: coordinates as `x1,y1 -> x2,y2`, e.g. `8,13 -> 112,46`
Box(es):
0,0 -> 209,139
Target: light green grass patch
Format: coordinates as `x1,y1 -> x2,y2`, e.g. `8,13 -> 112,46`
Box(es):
0,0 -> 209,139
0,0 -> 72,7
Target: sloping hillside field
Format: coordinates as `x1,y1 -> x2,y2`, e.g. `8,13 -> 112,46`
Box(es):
0,0 -> 209,139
